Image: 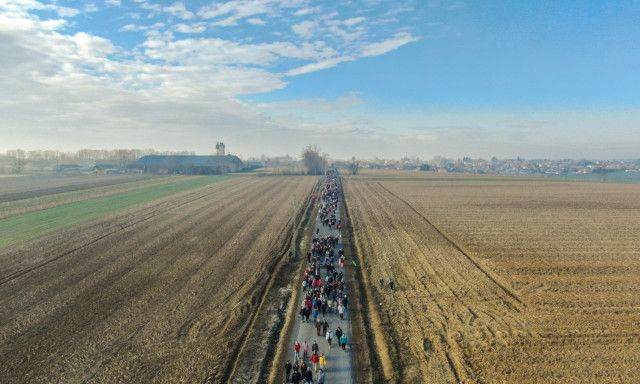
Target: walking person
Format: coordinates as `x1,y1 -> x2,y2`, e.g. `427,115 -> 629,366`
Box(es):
302,340 -> 309,361
379,278 -> 384,288
326,329 -> 333,348
322,320 -> 329,336
311,340 -> 319,355
304,367 -> 313,384
340,333 -> 348,351
294,341 -> 301,361
316,368 -> 326,384
291,370 -> 301,384
334,326 -> 342,342
338,303 -> 344,320
319,353 -> 326,371
311,351 -> 319,372
389,278 -> 394,289
315,319 -> 322,336
284,360 -> 292,383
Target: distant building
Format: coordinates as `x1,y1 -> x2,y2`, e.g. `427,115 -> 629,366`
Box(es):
129,154 -> 243,174
216,142 -> 226,156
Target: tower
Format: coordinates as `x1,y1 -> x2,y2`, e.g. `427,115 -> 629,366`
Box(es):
216,142 -> 225,156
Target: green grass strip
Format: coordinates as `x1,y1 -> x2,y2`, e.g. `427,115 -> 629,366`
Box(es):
0,175 -> 231,248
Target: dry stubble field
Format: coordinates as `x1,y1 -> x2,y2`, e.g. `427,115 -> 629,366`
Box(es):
0,175 -> 318,383
343,170 -> 640,383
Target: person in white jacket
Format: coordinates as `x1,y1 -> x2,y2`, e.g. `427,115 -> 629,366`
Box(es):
325,329 -> 333,348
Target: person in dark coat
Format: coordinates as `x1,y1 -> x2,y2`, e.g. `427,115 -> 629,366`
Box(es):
292,361 -> 300,375
304,367 -> 313,384
284,360 -> 292,382
290,370 -> 302,384
335,326 -> 343,341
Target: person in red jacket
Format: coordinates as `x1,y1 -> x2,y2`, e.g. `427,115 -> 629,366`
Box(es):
294,340 -> 301,361
311,351 -> 320,372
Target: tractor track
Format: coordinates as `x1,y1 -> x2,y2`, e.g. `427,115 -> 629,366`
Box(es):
0,176 -> 321,383
343,179 -> 526,383
376,182 -> 523,308
0,177 -> 253,287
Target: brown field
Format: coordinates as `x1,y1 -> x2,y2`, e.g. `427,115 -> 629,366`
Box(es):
0,174 -> 157,203
0,175 -> 318,383
344,169 -> 640,383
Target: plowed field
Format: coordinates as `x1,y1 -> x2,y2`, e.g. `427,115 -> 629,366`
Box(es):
343,170 -> 640,383
0,175 -> 318,383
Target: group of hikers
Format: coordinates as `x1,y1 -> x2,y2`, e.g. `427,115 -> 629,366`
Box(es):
284,171 -> 349,384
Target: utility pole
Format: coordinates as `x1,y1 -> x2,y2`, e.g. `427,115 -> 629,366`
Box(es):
289,194 -> 297,260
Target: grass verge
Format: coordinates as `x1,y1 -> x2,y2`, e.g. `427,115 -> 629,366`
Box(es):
0,175 -> 231,248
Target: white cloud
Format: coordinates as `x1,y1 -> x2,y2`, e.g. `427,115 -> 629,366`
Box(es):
342,17 -> 366,27
197,0 -> 270,22
0,0 -> 434,157
139,2 -> 161,14
0,0 -> 81,17
119,22 -> 165,32
294,6 -> 320,16
285,56 -> 355,77
291,20 -> 315,39
209,16 -> 239,27
163,2 -> 195,20
246,17 -> 265,25
173,23 -> 207,34
139,37 -> 336,67
84,3 -> 99,13
71,32 -> 118,57
359,32 -> 419,57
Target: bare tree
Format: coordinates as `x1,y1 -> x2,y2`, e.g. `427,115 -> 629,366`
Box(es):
348,156 -> 359,175
7,149 -> 26,173
301,145 -> 326,175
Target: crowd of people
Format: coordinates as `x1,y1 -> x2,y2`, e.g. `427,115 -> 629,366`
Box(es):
284,171 -> 350,384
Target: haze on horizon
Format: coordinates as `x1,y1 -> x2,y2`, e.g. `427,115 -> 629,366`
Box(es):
1,0 -> 639,161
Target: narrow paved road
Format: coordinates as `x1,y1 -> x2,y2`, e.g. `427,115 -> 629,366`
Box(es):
284,173 -> 355,384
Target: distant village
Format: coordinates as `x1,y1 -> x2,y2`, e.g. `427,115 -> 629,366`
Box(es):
1,145 -> 639,181
331,156 -> 640,177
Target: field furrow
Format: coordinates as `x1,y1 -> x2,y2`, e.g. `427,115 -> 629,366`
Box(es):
345,170 -> 640,383
345,179 -> 526,383
0,175 -> 319,383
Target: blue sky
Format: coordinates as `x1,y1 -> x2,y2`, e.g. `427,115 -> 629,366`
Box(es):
1,0 -> 638,160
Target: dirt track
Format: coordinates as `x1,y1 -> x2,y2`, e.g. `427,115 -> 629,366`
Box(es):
0,176 -> 318,383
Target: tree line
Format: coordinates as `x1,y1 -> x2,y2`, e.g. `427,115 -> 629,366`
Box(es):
2,144 -> 344,175
0,149 -> 195,174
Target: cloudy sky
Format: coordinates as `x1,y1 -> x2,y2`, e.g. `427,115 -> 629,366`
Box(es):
1,0 -> 639,160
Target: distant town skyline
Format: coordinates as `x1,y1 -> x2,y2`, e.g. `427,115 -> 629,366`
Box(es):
1,1 -> 639,160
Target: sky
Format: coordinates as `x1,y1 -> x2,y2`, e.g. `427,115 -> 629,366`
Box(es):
1,0 -> 639,160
